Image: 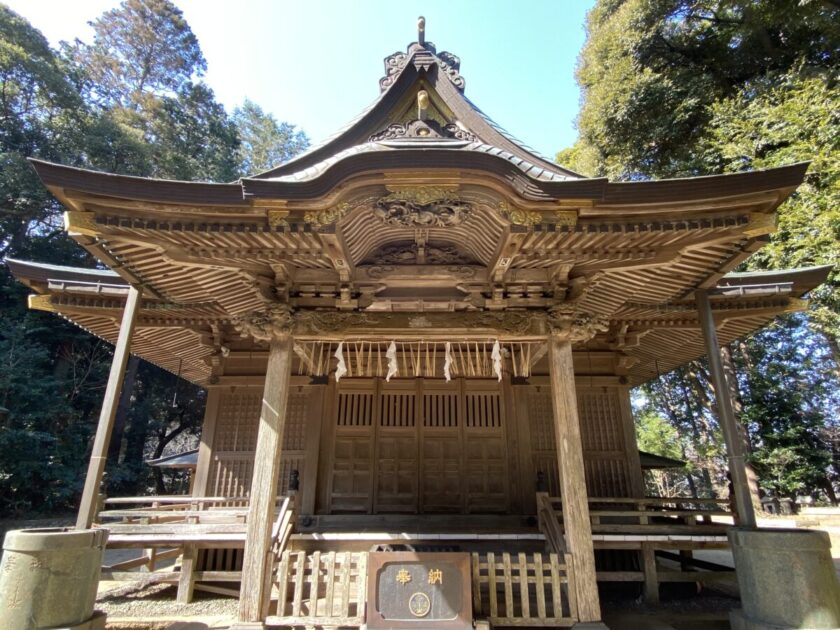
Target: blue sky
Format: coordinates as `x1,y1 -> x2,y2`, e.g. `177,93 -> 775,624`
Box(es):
5,0 -> 594,159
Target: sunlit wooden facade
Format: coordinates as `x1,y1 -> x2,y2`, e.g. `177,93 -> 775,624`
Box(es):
8,22 -> 830,628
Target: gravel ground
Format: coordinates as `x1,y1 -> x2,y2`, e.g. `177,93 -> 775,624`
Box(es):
97,580 -> 237,619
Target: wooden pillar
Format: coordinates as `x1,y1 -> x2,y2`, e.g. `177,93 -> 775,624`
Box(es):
696,290 -> 757,529
618,385 -> 645,498
300,385 -> 325,515
237,334 -> 293,625
548,335 -> 602,623
192,388 -> 221,497
76,285 -> 142,529
177,544 -> 197,603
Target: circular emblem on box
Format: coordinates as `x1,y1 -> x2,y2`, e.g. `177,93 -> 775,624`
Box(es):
408,591 -> 431,617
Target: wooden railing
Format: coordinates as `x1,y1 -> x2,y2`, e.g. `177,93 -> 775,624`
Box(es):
471,552 -> 577,627
536,492 -> 567,554
98,494 -> 296,605
541,495 -> 732,535
267,550 -> 368,628
537,494 -> 736,604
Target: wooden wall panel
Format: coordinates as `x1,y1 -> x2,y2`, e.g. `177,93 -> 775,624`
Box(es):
522,385 -> 638,501
208,386 -> 312,502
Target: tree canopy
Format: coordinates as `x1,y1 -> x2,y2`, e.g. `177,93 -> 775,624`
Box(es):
563,0 -> 840,501
0,1 -> 309,514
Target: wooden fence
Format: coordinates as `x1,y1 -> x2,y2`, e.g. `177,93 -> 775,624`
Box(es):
267,551 -> 368,628
471,552 -> 577,627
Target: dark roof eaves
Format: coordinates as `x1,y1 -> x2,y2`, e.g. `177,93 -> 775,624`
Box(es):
603,162 -> 810,205
28,159 -> 247,206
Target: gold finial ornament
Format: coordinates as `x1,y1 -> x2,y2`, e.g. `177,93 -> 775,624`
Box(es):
417,90 -> 429,119
418,16 -> 426,45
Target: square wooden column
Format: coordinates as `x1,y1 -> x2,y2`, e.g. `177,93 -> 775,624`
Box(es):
76,285 -> 142,529
236,334 -> 294,626
548,335 -> 602,623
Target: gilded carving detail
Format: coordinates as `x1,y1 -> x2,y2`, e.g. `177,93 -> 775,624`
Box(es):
305,196 -> 377,228
64,211 -> 100,236
374,187 -> 472,228
233,303 -> 293,341
499,201 -> 541,227
554,210 -> 579,226
27,294 -> 56,313
267,209 -> 289,229
547,304 -> 609,342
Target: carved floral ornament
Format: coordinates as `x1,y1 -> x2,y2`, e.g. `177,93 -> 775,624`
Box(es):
232,305 -> 606,343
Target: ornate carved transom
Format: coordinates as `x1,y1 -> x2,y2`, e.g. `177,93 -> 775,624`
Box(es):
373,187 -> 473,228
365,242 -> 477,265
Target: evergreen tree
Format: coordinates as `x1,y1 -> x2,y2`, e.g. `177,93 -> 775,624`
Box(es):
564,0 -> 840,501
233,99 -> 309,176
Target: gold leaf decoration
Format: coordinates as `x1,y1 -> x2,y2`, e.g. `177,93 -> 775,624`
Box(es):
554,210 -> 579,226
64,211 -> 99,236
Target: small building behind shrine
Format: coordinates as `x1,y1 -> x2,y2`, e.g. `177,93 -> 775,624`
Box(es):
7,17 -> 837,630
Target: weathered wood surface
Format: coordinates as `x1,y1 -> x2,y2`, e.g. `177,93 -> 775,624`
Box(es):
238,336 -> 294,623
472,552 -> 577,627
697,289 -> 757,528
77,285 -> 142,529
267,550 -> 367,628
548,337 -> 600,622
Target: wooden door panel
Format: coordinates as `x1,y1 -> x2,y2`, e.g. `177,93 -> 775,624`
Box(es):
421,434 -> 462,512
329,436 -> 372,512
465,437 -> 508,512
375,435 -> 417,512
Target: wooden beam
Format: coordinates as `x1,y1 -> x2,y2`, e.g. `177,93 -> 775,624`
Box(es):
489,225 -> 528,283
76,285 -> 142,529
237,335 -> 294,625
547,336 -> 602,623
696,289 -> 756,528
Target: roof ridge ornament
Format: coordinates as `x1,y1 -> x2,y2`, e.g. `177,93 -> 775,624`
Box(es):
378,16 -> 466,93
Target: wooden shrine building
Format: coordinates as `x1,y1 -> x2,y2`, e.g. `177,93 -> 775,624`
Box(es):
7,19 -> 832,629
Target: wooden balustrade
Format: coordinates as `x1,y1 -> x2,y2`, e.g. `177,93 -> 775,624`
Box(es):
472,552 -> 577,627
537,494 -> 735,604
267,550 -> 368,628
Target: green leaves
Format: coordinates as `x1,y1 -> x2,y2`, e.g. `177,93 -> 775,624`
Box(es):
68,0 -> 206,109
573,1 -> 840,501
0,2 -> 310,512
233,99 -> 309,176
